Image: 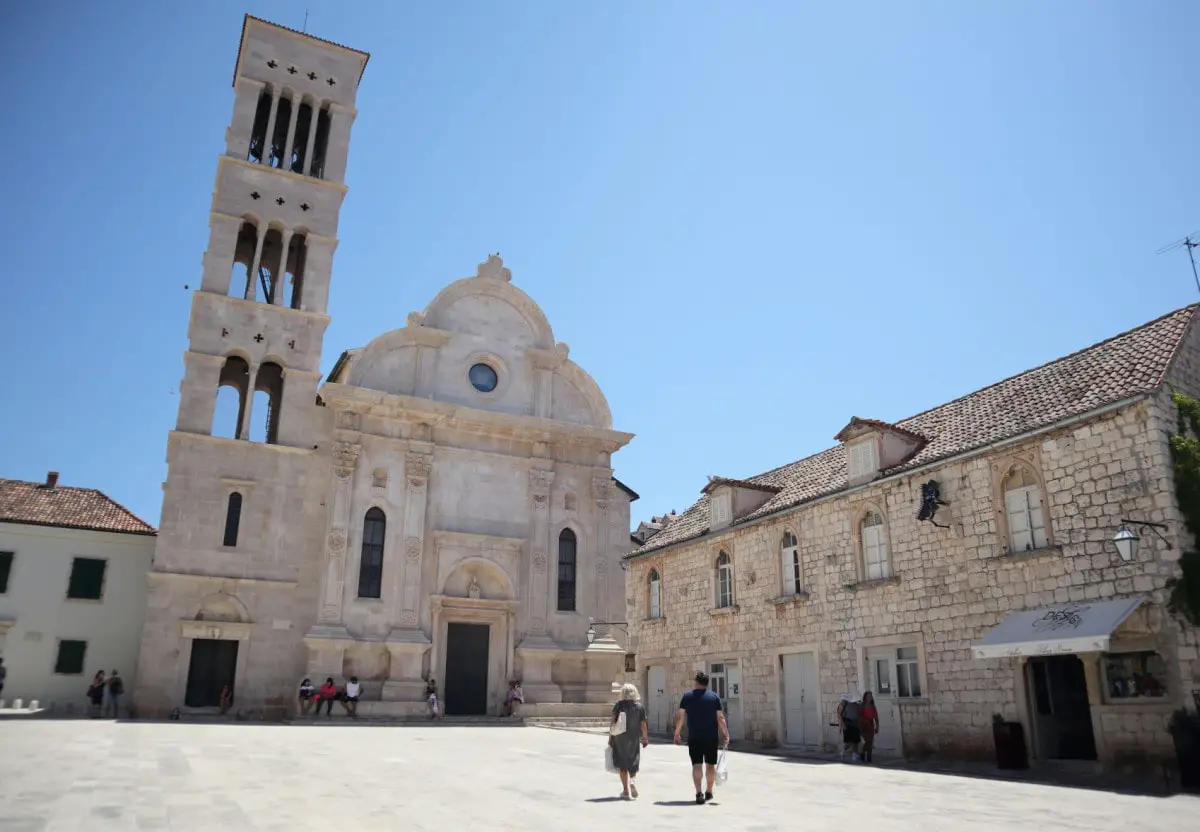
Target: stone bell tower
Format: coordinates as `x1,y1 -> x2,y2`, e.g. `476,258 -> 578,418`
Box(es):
134,16 -> 369,717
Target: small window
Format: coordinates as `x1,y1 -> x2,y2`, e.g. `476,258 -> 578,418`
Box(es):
469,362 -> 498,393
55,639 -> 87,674
1003,466 -> 1048,551
0,550 -> 12,593
714,551 -> 733,609
860,511 -> 890,581
648,569 -> 662,619
223,492 -> 243,547
896,646 -> 922,698
780,530 -> 800,595
1104,651 -> 1168,700
557,529 -> 577,612
66,558 -> 106,600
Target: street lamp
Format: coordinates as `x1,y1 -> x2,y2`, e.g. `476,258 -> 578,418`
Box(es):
585,618 -> 629,645
1112,525 -> 1139,562
585,624 -> 596,645
1111,519 -> 1169,562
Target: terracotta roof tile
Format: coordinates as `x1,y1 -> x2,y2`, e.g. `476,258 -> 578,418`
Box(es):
629,305 -> 1198,557
701,476 -> 784,495
0,478 -> 156,536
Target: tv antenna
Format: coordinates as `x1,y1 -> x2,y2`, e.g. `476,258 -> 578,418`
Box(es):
302,9 -> 309,33
1157,230 -> 1200,295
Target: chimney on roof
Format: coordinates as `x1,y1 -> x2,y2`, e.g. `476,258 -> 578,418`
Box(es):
43,471 -> 59,490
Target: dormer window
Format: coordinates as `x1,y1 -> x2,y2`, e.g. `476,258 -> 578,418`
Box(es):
703,477 -> 782,531
836,417 -> 929,486
847,439 -> 878,482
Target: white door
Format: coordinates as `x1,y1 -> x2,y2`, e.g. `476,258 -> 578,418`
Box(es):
864,647 -> 903,755
709,661 -> 743,740
646,666 -> 669,734
781,651 -> 820,747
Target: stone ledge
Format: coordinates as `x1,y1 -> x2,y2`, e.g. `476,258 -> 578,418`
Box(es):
844,576 -> 901,591
991,545 -> 1063,561
769,592 -> 811,606
709,605 -> 740,617
642,616 -> 667,624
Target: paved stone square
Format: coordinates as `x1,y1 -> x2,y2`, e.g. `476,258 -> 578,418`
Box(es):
0,720 -> 1196,831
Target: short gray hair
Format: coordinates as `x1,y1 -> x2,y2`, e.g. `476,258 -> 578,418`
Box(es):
620,683 -> 641,702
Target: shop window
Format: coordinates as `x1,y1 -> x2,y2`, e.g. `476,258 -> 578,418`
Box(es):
1104,651 -> 1168,700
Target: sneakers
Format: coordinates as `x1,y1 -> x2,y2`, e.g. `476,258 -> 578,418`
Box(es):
695,792 -> 705,805
704,791 -> 713,802
629,783 -> 638,800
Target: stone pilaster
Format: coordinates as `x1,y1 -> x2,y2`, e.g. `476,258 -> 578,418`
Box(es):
304,440 -> 360,680
519,464 -> 561,702
593,471 -> 613,620
382,448 -> 433,701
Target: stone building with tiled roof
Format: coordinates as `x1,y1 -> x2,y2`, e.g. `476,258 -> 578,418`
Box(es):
0,473 -> 156,712
625,306 -> 1200,771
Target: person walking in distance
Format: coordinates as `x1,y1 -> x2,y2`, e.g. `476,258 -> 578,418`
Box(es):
0,657 -> 7,701
674,671 -> 729,804
105,669 -> 124,718
838,691 -> 862,761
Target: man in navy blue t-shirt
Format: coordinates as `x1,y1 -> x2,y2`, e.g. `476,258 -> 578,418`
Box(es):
674,671 -> 729,804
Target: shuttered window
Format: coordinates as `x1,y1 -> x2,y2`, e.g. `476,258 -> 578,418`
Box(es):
780,531 -> 800,595
861,511 -> 890,581
648,569 -> 661,619
715,552 -> 733,608
1004,467 -> 1048,552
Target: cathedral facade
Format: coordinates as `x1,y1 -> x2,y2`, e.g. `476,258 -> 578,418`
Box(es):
134,16 -> 634,719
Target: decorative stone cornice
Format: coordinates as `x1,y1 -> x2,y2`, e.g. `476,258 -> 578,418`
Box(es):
318,383 -> 634,452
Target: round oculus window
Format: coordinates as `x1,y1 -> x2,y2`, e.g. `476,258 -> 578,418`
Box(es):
469,362 -> 499,393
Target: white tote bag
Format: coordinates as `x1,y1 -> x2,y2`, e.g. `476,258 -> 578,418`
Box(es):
715,749 -> 730,784
604,745 -> 618,773
609,710 -> 627,736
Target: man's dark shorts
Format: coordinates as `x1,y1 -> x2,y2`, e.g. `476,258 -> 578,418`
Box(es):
688,739 -> 719,766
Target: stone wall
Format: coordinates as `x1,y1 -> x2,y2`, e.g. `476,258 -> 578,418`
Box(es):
629,388 -> 1200,764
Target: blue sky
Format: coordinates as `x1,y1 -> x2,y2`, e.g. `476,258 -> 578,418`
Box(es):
1,1 -> 1198,529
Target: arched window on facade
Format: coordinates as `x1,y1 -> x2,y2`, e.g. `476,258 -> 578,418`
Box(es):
230,220 -> 259,299
222,492 -> 242,547
715,551 -> 733,609
357,508 -> 386,599
780,529 -> 801,595
557,528 -> 577,612
648,568 -> 662,619
860,510 -> 890,581
1003,465 -> 1048,552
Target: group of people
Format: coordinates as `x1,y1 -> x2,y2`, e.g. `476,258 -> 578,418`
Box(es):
606,671 -> 730,804
298,676 -> 363,717
837,690 -> 880,763
85,669 -> 124,718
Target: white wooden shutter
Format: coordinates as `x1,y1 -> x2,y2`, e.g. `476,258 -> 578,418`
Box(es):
1005,486 -> 1045,551
863,524 -> 887,580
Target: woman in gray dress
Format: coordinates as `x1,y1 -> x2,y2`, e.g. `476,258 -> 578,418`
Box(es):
609,683 -> 650,799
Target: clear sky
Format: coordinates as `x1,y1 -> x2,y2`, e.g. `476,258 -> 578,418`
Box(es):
1,1 -> 1199,530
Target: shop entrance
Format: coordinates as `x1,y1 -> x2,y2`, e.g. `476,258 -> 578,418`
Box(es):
1026,655 -> 1096,761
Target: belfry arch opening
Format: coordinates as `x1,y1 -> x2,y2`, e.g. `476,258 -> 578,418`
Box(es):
251,362 -> 284,445
214,356 -> 250,439
246,86 -> 332,180
228,219 -> 307,307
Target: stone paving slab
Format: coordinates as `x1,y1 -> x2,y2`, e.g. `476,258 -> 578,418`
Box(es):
0,720 -> 1196,831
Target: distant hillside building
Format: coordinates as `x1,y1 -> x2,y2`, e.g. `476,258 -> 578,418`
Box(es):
0,472 -> 155,711
626,306 -> 1200,769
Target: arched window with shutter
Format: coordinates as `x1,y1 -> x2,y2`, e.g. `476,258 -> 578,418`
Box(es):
648,568 -> 662,619
715,551 -> 733,608
780,530 -> 800,595
358,507 -> 386,599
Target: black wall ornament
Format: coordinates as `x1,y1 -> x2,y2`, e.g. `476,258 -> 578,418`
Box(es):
917,480 -> 951,529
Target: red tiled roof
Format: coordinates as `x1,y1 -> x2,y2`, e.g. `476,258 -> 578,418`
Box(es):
629,305 -> 1198,557
0,479 -> 156,536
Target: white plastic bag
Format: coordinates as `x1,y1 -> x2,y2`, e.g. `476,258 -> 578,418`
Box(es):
715,748 -> 729,784
610,710 -> 627,735
605,745 -> 618,773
